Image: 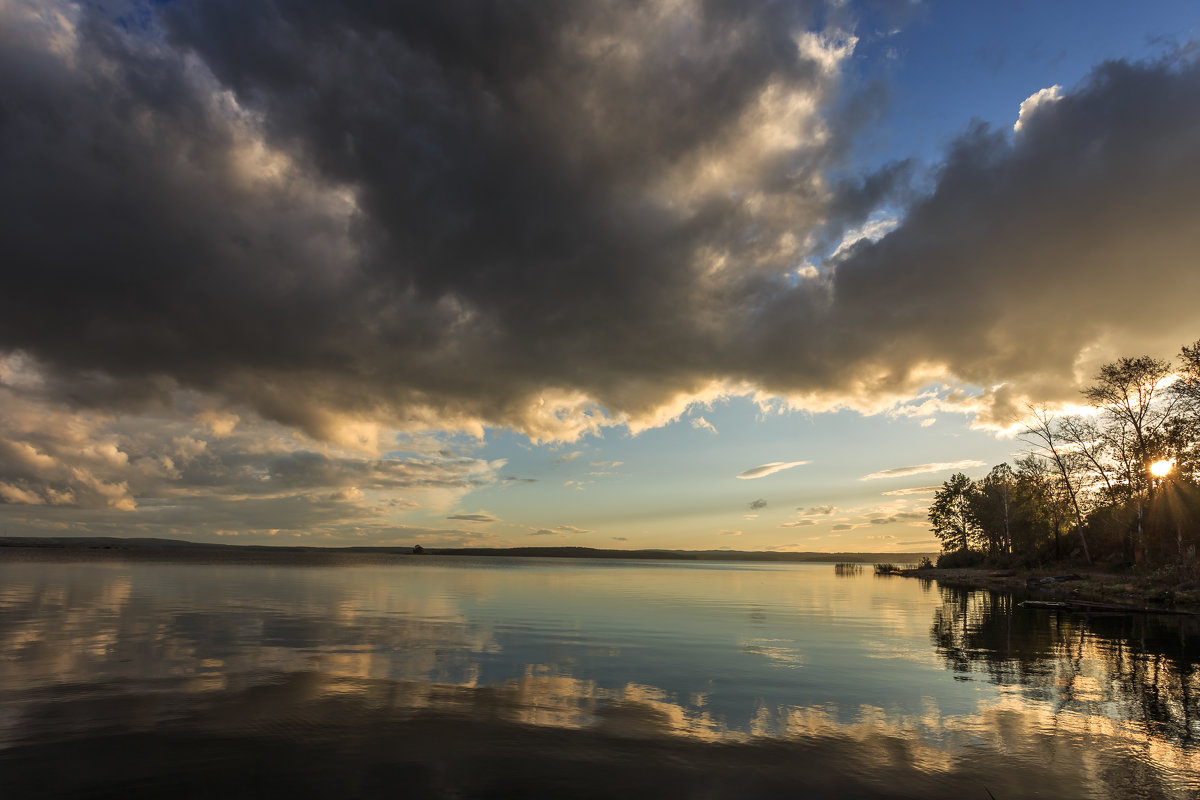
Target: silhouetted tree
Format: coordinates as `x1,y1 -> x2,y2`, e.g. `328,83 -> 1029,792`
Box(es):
971,463 -> 1015,557
1022,406 -> 1092,564
1011,454 -> 1070,560
929,473 -> 979,553
1082,355 -> 1181,560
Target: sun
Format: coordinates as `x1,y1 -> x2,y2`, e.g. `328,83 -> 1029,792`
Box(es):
1149,459 -> 1174,478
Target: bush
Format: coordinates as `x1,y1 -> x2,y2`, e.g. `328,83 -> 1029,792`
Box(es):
936,548 -> 986,569
918,556 -> 934,569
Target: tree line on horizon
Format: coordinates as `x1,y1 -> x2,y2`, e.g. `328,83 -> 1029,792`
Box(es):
928,339 -> 1200,570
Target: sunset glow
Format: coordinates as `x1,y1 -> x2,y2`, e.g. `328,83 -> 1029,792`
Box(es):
1150,459 -> 1175,478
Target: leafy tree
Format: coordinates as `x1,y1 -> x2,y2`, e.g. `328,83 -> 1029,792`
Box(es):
1167,339 -> 1200,480
1011,453 -> 1077,561
971,463 -> 1015,556
929,472 -> 979,553
1082,355 -> 1178,499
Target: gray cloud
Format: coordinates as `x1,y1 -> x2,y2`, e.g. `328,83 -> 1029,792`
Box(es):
867,511 -> 925,525
0,0 -> 1197,451
798,505 -> 837,515
0,376 -> 503,539
749,498 -> 768,510
447,513 -> 498,523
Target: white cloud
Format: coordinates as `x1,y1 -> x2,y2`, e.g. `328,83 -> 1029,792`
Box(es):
860,460 -> 985,481
691,416 -> 718,434
829,214 -> 901,261
881,486 -> 940,496
1014,84 -> 1062,132
737,460 -> 810,480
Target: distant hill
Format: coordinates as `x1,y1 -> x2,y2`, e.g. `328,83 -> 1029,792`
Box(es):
0,537 -> 932,564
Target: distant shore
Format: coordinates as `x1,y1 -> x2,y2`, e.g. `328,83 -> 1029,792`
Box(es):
0,536 -> 934,566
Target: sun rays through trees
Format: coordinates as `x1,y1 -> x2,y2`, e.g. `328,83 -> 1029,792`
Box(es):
929,339 -> 1200,570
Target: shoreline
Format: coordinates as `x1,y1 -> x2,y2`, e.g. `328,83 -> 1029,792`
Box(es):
0,536 -> 934,565
900,566 -> 1200,613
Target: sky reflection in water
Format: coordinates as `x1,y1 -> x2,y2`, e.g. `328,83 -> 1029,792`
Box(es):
0,556 -> 1196,798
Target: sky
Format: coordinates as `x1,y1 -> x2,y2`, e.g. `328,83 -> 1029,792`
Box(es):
1,0 -> 1199,553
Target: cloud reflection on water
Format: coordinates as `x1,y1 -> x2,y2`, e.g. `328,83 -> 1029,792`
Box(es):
0,557 -> 1196,797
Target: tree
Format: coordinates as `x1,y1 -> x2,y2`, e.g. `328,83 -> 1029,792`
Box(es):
972,463 -> 1015,557
1012,454 -> 1069,559
1081,355 -> 1182,561
1082,355 -> 1177,498
929,473 -> 979,553
1167,339 -> 1200,480
1021,406 -> 1092,564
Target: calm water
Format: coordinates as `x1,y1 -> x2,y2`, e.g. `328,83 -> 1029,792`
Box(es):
0,554 -> 1196,798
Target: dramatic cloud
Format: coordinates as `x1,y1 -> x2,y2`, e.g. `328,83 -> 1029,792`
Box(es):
0,0 -> 884,446
3,1 -> 1200,542
737,461 -> 812,480
861,460 -> 986,481
0,366 -> 504,539
3,1 -> 1199,449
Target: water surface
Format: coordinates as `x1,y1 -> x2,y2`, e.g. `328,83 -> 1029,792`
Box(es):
0,554 -> 1196,798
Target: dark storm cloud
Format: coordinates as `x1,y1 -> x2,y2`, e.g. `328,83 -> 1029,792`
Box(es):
0,0 -> 846,438
2,1 -> 1200,442
756,57 -> 1200,421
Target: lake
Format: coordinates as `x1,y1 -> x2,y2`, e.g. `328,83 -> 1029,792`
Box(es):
0,554 -> 1196,798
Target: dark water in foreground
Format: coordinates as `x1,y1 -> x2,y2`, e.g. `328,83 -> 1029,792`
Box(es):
0,554 -> 1196,798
